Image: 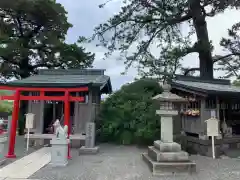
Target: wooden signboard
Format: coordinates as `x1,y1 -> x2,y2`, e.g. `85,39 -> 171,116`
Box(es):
25,113 -> 35,152
25,113 -> 35,129
206,118 -> 219,137
205,113 -> 219,159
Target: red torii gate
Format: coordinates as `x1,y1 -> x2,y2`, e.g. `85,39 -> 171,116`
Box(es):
0,85 -> 88,159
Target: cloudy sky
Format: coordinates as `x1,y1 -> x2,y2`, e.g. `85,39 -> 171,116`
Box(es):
57,0 -> 240,91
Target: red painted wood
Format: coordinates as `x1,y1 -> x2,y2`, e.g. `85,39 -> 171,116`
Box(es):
40,91 -> 44,97
1,85 -> 87,158
64,91 -> 70,127
0,95 -> 84,102
20,96 -> 65,101
69,96 -> 85,102
5,90 -> 20,158
0,85 -> 88,92
0,95 -> 15,100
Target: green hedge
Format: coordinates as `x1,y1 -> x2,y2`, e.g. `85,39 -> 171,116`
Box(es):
0,90 -> 13,113
96,79 -> 162,145
0,101 -> 12,113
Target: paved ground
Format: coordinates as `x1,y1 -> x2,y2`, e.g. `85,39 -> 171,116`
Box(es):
0,147 -> 50,179
1,136 -> 40,168
0,178 -> 39,180
30,144 -> 240,180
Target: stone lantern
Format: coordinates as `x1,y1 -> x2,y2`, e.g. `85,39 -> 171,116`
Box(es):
153,82 -> 187,143
142,81 -> 196,176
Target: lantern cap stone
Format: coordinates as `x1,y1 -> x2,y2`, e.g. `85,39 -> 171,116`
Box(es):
152,81 -> 188,102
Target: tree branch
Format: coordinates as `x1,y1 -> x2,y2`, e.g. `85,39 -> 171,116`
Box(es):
213,52 -> 240,63
16,16 -> 24,37
183,52 -> 240,76
0,55 -> 20,66
170,13 -> 192,24
183,67 -> 200,76
25,25 -> 42,40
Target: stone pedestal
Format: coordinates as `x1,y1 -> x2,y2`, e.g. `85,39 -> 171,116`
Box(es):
142,140 -> 196,176
79,122 -> 99,155
50,138 -> 69,167
160,116 -> 173,142
143,82 -> 196,176
0,135 -> 7,165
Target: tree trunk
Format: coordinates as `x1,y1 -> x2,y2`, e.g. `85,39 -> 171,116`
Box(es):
189,0 -> 214,79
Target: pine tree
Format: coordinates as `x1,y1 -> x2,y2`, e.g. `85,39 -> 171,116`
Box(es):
93,0 -> 240,79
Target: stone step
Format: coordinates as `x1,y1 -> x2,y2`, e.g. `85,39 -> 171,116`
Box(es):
148,146 -> 189,162
142,153 -> 196,176
154,140 -> 181,152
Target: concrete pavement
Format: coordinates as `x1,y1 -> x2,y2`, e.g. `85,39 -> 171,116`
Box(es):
0,147 -> 50,180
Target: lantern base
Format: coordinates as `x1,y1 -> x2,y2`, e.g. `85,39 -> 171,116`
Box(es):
142,140 -> 196,176
142,153 -> 196,176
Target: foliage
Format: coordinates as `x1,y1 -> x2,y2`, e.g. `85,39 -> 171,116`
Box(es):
0,0 -> 94,80
0,90 -> 13,113
232,79 -> 240,86
97,79 -> 162,145
0,101 -> 12,113
218,23 -> 240,78
93,0 -> 240,80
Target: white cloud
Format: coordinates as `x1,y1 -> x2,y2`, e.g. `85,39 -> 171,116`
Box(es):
57,0 -> 240,90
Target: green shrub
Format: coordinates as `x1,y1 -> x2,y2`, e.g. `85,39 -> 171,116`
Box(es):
0,101 -> 12,113
97,78 -> 162,145
0,90 -> 13,113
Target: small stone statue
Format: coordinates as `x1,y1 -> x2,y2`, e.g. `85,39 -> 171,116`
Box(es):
0,119 -> 4,134
53,120 -> 68,139
50,120 -> 69,167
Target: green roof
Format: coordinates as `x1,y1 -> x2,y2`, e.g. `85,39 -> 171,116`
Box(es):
171,75 -> 240,96
3,69 -> 112,94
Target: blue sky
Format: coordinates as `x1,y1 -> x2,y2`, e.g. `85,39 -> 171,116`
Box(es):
57,0 -> 240,91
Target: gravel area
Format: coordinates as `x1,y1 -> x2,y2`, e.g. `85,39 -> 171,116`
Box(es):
30,144 -> 240,180
1,135 -> 40,167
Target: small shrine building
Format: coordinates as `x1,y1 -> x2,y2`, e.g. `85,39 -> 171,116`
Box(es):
0,69 -> 112,158
170,75 -> 240,156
